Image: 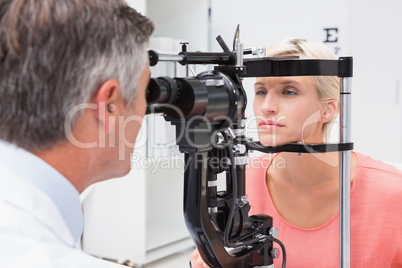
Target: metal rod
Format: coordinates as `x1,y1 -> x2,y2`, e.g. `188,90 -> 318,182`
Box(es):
157,53 -> 185,62
339,77 -> 351,268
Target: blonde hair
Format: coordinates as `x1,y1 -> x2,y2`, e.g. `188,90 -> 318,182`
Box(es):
266,38 -> 340,141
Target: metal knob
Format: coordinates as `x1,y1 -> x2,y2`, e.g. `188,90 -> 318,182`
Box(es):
271,248 -> 281,259
269,227 -> 279,238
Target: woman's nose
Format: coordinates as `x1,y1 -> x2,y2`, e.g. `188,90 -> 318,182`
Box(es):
260,94 -> 278,115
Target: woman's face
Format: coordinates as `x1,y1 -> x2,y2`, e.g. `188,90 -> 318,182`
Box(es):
253,76 -> 327,146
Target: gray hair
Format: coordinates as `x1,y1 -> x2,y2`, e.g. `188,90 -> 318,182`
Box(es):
266,38 -> 340,141
0,0 -> 154,150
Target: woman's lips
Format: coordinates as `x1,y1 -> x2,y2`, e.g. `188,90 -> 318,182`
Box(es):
258,120 -> 285,129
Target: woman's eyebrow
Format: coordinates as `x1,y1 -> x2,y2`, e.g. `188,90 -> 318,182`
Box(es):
254,82 -> 265,87
254,79 -> 301,87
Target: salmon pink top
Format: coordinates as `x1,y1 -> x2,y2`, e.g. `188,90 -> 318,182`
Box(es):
246,152 -> 402,268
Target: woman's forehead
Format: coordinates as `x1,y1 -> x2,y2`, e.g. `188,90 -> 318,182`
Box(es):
255,76 -> 314,86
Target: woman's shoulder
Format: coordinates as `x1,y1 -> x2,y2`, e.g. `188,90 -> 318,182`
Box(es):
355,152 -> 402,176
245,154 -> 274,212
354,151 -> 402,196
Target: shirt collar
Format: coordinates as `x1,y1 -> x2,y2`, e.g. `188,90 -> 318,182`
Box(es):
0,140 -> 84,244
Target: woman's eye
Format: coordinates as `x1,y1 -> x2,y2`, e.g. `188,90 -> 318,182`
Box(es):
255,90 -> 266,95
283,90 -> 296,96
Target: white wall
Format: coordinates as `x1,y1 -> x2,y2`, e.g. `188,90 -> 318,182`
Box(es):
349,0 -> 402,163
147,0 -> 209,52
126,0 -> 146,14
145,0 -> 402,163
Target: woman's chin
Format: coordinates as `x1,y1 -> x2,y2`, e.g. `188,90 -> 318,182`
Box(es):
258,139 -> 290,147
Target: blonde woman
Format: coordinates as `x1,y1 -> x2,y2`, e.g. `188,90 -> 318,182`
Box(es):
191,38 -> 402,267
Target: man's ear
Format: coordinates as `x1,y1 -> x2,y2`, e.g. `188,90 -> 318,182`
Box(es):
93,79 -> 121,133
321,99 -> 338,123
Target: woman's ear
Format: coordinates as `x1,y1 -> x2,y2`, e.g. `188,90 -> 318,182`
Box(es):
321,99 -> 338,123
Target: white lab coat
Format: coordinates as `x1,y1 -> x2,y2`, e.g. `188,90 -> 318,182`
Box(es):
0,167 -> 124,268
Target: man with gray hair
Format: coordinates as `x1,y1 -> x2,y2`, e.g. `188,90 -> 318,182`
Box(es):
0,0 -> 154,266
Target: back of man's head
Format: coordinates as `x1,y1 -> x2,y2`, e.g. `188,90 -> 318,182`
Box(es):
0,0 -> 154,151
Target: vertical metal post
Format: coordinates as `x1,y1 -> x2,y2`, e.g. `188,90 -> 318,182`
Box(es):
339,77 -> 351,268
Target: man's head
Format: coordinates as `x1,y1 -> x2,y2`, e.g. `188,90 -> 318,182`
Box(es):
0,0 -> 154,151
